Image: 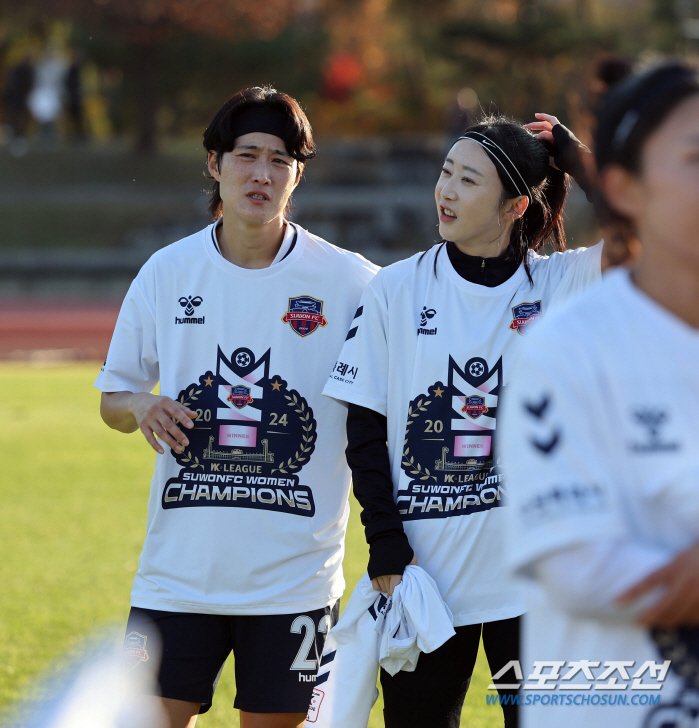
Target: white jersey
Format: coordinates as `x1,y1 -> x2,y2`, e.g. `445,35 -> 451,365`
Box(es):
501,268 -> 699,727
95,222 -> 378,615
323,241 -> 602,626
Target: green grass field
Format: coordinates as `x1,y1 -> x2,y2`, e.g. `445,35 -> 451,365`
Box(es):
0,363 -> 502,727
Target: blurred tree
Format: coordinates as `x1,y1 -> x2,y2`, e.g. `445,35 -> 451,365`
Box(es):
420,0 -> 682,129
307,0 -> 683,134
0,0 -> 298,152
0,0 -> 687,142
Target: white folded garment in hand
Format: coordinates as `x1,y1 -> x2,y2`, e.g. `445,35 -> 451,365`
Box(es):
305,566 -> 454,727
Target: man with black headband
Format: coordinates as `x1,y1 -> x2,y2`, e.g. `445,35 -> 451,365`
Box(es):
96,87 -> 377,728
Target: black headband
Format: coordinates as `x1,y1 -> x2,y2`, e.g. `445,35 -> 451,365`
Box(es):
457,131 -> 532,201
596,63 -> 698,169
229,107 -> 293,149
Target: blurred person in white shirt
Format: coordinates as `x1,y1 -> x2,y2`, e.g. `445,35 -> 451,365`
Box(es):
501,61 -> 699,728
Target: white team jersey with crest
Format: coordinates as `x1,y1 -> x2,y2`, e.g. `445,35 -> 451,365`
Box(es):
501,268 -> 699,728
95,222 -> 378,615
322,242 -> 602,626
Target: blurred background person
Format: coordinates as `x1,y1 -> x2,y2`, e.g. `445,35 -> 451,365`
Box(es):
589,53 -> 635,110
502,60 -> 699,728
2,51 -> 33,153
445,86 -> 480,151
27,39 -> 68,145
65,48 -> 85,142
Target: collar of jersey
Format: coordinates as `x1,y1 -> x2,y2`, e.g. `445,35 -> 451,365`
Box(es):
437,242 -> 527,295
203,219 -> 304,278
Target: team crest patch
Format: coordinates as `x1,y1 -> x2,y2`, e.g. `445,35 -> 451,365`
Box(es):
227,384 -> 253,410
509,300 -> 542,335
306,687 -> 325,723
462,395 -> 489,420
282,296 -> 328,337
124,631 -> 149,669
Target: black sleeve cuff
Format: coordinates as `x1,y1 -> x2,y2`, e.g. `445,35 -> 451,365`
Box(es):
367,531 -> 414,580
551,123 -> 594,202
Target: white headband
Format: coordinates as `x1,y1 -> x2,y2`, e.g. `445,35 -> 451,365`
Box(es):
458,131 -> 532,202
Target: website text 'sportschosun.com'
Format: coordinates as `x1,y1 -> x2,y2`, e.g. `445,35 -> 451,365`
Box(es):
484,659 -> 671,707
486,693 -> 662,707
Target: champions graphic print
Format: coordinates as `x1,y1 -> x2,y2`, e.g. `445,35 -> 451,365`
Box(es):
282,295 -> 328,337
398,356 -> 504,521
161,346 -> 317,516
509,300 -> 542,334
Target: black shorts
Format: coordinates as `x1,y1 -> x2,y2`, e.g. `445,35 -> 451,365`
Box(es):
380,616 -> 521,728
124,602 -> 339,714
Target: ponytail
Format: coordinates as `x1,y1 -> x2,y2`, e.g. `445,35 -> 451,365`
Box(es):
513,165 -> 570,281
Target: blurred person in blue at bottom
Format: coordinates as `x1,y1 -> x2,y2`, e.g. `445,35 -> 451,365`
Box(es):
501,61 -> 699,728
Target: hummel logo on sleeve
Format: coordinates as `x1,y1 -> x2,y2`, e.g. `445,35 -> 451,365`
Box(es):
176,296 -> 205,324
523,393 -> 561,456
532,432 -> 559,455
524,395 -> 549,419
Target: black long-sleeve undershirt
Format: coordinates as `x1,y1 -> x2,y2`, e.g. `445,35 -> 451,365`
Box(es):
549,123 -> 595,203
346,403 -> 414,579
347,243 -> 520,579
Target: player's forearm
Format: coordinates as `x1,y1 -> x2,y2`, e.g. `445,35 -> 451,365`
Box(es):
100,391 -> 151,433
533,539 -> 672,621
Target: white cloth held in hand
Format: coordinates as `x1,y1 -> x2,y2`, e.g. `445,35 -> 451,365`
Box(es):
377,567 -> 455,674
305,566 -> 454,727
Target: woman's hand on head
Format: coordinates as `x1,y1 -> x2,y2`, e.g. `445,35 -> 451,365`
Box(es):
371,555 -> 418,596
523,112 -> 561,145
525,114 -> 592,182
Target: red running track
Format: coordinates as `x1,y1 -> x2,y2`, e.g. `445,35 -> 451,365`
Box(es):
0,301 -> 121,361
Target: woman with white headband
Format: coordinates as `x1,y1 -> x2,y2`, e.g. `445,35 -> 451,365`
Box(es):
322,114 -> 604,727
